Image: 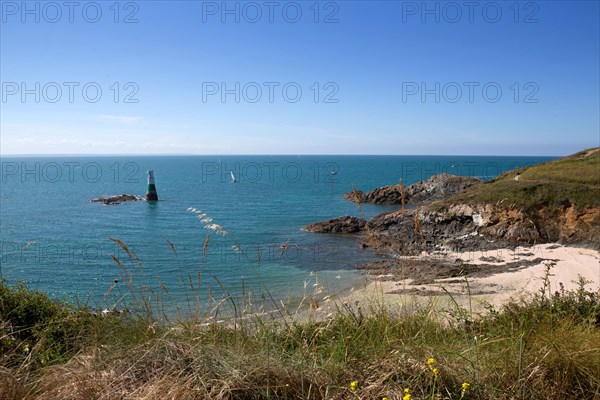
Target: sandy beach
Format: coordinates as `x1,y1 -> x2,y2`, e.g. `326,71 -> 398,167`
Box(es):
306,243 -> 600,319
439,244 -> 600,307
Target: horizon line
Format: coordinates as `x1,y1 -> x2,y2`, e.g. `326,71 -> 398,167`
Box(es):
0,153 -> 562,158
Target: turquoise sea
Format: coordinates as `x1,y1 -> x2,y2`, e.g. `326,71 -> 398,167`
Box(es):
0,155 -> 554,315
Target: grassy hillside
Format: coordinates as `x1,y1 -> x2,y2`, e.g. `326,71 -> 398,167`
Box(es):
446,147 -> 600,211
1,277 -> 599,400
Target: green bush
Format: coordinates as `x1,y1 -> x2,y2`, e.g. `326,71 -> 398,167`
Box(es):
1,280 -> 90,366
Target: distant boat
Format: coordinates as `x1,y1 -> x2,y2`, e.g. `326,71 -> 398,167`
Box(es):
230,171 -> 237,183
330,171 -> 338,176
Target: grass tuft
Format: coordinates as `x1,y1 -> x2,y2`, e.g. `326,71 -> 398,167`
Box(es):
1,274 -> 599,399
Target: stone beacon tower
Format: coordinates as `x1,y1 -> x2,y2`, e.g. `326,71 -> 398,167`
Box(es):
145,170 -> 159,201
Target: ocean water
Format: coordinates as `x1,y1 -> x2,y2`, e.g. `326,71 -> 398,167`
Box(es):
0,155 -> 553,315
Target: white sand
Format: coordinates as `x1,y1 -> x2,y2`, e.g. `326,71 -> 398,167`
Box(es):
301,243 -> 600,320
427,244 -> 600,309
442,244 -> 600,307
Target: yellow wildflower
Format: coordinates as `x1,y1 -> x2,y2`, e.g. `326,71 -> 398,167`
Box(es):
350,381 -> 358,391
433,367 -> 439,376
427,357 -> 435,366
462,382 -> 470,391
403,394 -> 411,400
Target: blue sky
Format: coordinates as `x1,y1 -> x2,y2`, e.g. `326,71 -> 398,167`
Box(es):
1,0 -> 599,155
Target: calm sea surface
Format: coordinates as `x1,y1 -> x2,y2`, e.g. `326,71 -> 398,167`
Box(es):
0,155 -> 553,315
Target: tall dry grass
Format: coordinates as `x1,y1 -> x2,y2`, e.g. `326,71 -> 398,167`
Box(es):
1,268 -> 599,400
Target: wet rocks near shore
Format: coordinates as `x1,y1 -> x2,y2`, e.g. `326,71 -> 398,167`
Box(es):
302,216 -> 366,233
306,202 -> 600,257
91,194 -> 143,205
344,173 -> 480,205
354,256 -> 548,286
304,174 -> 511,255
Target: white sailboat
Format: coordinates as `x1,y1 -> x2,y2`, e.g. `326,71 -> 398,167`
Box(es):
230,171 -> 237,183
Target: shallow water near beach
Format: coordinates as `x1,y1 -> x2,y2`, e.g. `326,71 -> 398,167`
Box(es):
0,155 -> 553,315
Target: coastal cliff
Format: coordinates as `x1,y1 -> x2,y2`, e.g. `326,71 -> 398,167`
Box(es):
344,173 -> 481,205
304,148 -> 600,254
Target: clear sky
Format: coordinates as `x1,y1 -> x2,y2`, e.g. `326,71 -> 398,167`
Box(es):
1,0 -> 599,155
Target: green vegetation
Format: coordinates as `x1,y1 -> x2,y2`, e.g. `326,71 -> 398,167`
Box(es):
0,281 -> 154,369
445,147 -> 600,211
1,276 -> 599,400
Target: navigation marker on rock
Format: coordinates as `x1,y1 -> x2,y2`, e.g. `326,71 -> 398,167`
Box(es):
146,170 -> 159,201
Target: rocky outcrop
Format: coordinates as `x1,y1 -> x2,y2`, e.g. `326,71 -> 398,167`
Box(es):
361,204 -> 542,255
302,216 -> 366,233
354,256 -> 547,286
92,194 -> 142,205
308,202 -> 600,256
344,173 -> 480,205
306,149 -> 600,256
535,203 -> 600,247
354,200 -> 600,255
303,200 -> 599,255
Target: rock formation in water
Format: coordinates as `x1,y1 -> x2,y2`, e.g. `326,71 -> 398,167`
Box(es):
91,194 -> 142,205
302,216 -> 366,233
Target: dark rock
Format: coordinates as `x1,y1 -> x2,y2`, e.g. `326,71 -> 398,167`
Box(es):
344,173 -> 480,205
92,194 -> 142,205
360,203 -> 541,255
302,216 -> 366,233
305,200 -> 598,256
355,256 -> 548,286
